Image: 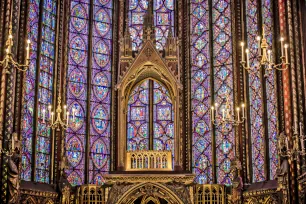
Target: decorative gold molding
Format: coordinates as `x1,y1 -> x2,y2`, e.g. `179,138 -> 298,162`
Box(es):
104,174 -> 195,184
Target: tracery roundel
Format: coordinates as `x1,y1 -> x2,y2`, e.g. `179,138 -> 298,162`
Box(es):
67,136 -> 83,167
70,36 -> 87,64
71,4 -> 87,32
69,102 -> 85,131
69,69 -> 86,97
91,139 -> 108,169
93,72 -> 109,101
93,40 -> 109,67
94,8 -> 111,37
91,104 -> 109,134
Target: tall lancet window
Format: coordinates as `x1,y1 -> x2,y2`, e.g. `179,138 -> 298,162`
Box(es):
21,0 -> 57,183
66,0 -> 113,186
128,0 -> 175,51
191,0 -> 234,184
127,80 -> 174,156
246,0 -> 278,182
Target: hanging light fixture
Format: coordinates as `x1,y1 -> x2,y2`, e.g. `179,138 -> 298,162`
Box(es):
210,92 -> 246,127
0,4 -> 31,72
240,26 -> 289,76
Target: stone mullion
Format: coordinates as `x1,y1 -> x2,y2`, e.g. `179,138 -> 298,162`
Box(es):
110,0 -> 121,172
1,0 -> 20,202
13,0 -> 26,136
56,0 -> 70,183
182,0 -> 190,171
286,0 -> 299,202
293,0 -> 306,174
278,0 -> 293,202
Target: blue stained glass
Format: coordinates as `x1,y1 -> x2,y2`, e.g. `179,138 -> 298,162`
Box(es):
21,0 -> 57,183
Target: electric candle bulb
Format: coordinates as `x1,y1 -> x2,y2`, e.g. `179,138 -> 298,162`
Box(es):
236,107 -> 240,122
241,42 -> 245,62
245,49 -> 250,68
9,35 -> 12,39
27,39 -> 31,44
284,44 -> 289,64
241,103 -> 245,118
280,37 -> 284,57
6,48 -> 9,53
42,109 -> 46,123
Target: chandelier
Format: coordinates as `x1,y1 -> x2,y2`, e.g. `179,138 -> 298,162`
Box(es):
0,7 -> 31,72
240,27 -> 289,76
279,123 -> 306,159
210,92 -> 246,127
43,96 -> 72,130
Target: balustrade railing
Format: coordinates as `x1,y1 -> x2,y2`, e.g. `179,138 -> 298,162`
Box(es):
126,150 -> 172,171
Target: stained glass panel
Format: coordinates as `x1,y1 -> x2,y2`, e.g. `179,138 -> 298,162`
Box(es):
66,0 -> 90,186
154,0 -> 174,50
129,0 -> 174,50
262,0 -> 278,180
89,0 -> 112,184
127,80 -> 150,151
246,0 -> 266,182
153,81 -> 174,154
21,0 -> 41,181
191,0 -> 212,184
21,0 -> 57,183
35,0 -> 57,183
212,0 -> 234,185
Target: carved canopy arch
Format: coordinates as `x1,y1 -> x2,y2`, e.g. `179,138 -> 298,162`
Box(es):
116,182 -> 185,204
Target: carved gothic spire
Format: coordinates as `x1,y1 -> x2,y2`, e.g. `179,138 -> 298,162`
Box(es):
165,21 -> 177,57
143,0 -> 155,42
121,18 -> 133,57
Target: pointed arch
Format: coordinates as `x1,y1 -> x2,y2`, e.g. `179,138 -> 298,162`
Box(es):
116,41 -> 181,170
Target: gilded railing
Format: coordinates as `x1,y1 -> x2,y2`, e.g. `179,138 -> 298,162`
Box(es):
126,150 -> 172,171
194,184 -> 225,204
75,185 -> 109,204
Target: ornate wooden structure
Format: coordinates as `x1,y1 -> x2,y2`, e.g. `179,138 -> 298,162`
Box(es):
0,0 -> 305,203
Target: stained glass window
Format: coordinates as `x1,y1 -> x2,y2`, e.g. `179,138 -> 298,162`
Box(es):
127,79 -> 174,156
66,0 -> 113,186
246,0 -> 278,182
191,0 -> 234,185
127,81 -> 150,150
262,0 -> 278,180
21,0 -> 57,183
128,0 -> 174,51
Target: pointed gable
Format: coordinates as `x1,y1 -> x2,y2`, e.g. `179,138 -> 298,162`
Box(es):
118,39 -> 179,84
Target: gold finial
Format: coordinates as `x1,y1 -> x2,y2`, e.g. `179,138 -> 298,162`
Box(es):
262,26 -> 266,40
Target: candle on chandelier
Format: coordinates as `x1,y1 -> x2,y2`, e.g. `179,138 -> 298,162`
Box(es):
66,111 -> 69,125
51,112 -> 54,124
72,108 -> 76,122
241,103 -> 245,118
236,107 -> 240,122
240,42 -> 244,62
7,34 -> 13,54
300,122 -> 303,137
42,109 -> 46,123
26,39 -> 31,62
284,44 -> 289,64
256,36 -> 261,56
222,109 -> 225,120
64,105 -> 67,119
300,137 -> 305,152
245,49 -> 250,68
211,106 -> 215,122
280,37 -> 284,57
12,135 -> 14,151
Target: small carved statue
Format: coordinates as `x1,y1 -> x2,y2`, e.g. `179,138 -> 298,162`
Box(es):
230,157 -> 243,204
276,132 -> 289,204
8,133 -> 21,203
